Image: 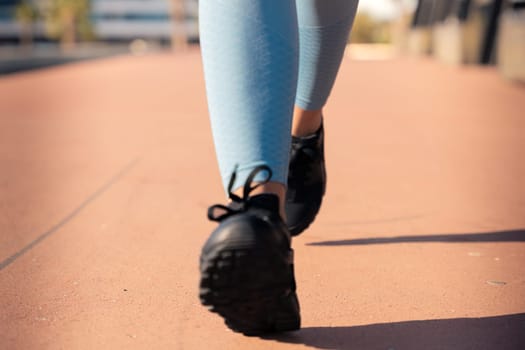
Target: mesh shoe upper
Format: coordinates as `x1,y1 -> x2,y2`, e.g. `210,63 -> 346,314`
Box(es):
285,123 -> 326,236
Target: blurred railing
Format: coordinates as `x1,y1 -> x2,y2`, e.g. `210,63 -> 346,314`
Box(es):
406,0 -> 525,81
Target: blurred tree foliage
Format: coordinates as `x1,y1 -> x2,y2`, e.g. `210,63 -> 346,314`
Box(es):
14,1 -> 39,46
350,12 -> 393,44
15,1 -> 38,24
42,0 -> 94,48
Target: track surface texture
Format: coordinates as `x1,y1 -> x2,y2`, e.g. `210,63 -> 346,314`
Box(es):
1,48 -> 525,349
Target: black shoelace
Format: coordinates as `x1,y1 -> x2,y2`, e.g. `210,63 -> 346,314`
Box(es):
207,165 -> 273,222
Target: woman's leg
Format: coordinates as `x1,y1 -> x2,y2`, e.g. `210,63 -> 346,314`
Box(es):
200,0 -> 299,216
199,0 -> 301,335
293,0 -> 359,136
286,0 -> 359,235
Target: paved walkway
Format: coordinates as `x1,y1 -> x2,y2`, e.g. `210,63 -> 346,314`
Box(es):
1,49 -> 524,349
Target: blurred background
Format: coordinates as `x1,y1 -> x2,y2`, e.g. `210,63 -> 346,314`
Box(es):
1,3 -> 524,348
0,0 -> 524,80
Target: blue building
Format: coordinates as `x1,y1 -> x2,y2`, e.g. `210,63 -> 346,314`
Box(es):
0,0 -> 23,42
0,0 -> 199,43
90,0 -> 198,42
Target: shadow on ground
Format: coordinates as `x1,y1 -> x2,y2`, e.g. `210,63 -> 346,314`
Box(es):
264,313 -> 525,349
307,229 -> 525,246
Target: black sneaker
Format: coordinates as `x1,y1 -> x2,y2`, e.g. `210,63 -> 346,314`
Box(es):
199,165 -> 301,336
286,123 -> 327,236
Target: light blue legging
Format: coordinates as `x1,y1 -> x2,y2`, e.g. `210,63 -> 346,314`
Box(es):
200,0 -> 359,192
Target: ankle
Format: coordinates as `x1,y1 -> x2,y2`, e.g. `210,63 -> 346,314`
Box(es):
234,182 -> 287,221
292,107 -> 323,137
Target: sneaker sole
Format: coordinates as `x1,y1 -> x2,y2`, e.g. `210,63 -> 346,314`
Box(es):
199,233 -> 300,335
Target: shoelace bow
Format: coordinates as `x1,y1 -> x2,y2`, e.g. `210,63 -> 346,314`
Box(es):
207,165 -> 273,222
